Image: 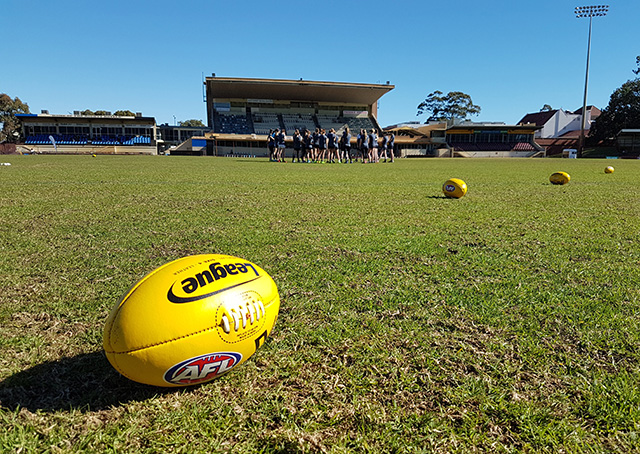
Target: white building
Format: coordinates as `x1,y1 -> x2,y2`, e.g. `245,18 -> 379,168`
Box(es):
518,106 -> 601,139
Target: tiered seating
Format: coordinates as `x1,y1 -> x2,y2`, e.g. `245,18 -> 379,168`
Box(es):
476,143 -> 511,151
449,143 -> 479,151
345,116 -> 375,132
512,142 -> 535,151
93,135 -> 151,145
252,113 -> 281,135
450,142 -> 537,152
281,113 -> 316,133
120,136 -> 152,145
26,134 -> 54,144
316,115 -> 347,133
25,134 -> 88,145
216,113 -> 252,134
26,133 -> 151,146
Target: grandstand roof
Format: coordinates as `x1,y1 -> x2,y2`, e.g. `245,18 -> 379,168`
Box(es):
17,113 -> 156,124
206,77 -> 394,105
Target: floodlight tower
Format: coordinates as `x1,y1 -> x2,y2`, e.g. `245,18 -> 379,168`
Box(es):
575,4 -> 608,157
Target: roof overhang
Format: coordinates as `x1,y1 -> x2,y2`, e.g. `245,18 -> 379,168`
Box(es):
16,114 -> 156,124
446,124 -> 542,133
206,77 -> 394,106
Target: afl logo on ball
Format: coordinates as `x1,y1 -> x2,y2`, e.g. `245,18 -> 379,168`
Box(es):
445,184 -> 455,192
164,352 -> 242,385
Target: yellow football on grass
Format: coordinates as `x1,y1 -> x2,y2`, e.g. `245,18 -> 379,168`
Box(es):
442,178 -> 467,198
103,254 -> 280,387
549,172 -> 570,185
605,166 -> 614,174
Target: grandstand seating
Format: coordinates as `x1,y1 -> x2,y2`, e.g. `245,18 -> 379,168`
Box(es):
345,116 -> 375,132
26,134 -> 151,146
25,134 -> 88,145
513,142 -> 535,151
281,113 -> 317,133
92,135 -> 151,145
449,142 -> 536,152
214,112 -> 253,134
315,115 -> 346,133
252,112 -> 282,135
207,111 -> 379,136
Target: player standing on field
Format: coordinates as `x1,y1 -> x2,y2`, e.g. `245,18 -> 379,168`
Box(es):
277,129 -> 286,162
341,127 -> 352,163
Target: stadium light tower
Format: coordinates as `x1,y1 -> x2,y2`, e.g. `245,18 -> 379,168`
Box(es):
575,4 -> 608,157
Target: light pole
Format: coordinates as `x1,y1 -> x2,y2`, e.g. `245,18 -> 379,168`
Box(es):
575,4 -> 608,157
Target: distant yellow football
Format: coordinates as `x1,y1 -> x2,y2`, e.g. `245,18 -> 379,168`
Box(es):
103,254 -> 280,387
605,166 -> 614,174
549,172 -> 570,185
442,178 -> 467,198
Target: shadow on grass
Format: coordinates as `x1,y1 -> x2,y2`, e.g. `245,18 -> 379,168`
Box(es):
0,351 -> 179,412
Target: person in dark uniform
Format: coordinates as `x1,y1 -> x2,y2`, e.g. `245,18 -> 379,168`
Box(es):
277,129 -> 286,162
267,129 -> 276,161
380,132 -> 389,162
368,129 -> 378,163
312,128 -> 320,163
292,129 -> 303,163
303,129 -> 313,163
341,127 -> 352,163
387,132 -> 395,162
318,129 -> 328,163
327,128 -> 338,163
359,129 -> 369,163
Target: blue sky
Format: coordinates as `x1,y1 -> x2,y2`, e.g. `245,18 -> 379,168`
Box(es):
3,0 -> 638,127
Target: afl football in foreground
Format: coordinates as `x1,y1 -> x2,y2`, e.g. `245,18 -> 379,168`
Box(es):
103,254 -> 280,387
442,178 -> 468,199
549,172 -> 570,185
605,166 -> 614,174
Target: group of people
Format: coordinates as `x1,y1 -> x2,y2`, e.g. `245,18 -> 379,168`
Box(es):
267,127 -> 395,164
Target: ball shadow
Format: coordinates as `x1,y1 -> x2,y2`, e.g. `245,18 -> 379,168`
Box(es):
0,351 -> 181,412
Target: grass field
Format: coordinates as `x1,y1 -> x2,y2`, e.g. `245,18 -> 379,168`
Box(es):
1,155 -> 640,453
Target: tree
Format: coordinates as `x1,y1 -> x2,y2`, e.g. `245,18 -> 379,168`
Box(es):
540,104 -> 553,112
81,109 -> 95,116
114,110 -> 135,117
0,94 -> 30,143
417,91 -> 481,122
589,78 -> 640,142
178,119 -> 205,127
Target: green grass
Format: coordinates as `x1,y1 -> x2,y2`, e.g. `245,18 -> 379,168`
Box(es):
1,155 -> 640,453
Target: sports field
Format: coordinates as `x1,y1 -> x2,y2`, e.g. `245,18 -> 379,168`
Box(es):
1,155 -> 640,453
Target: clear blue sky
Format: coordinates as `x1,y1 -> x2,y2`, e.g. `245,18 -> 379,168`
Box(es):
4,0 -> 638,127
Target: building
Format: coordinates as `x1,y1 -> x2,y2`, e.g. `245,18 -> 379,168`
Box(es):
202,76 -> 394,156
445,122 -> 543,157
156,124 -> 211,155
384,121 -> 543,158
617,129 -> 640,156
518,106 -> 601,139
17,112 -> 157,155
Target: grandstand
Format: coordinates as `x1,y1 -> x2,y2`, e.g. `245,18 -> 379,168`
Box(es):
17,112 -> 157,155
383,122 -> 543,158
445,123 -> 543,157
203,76 -> 394,156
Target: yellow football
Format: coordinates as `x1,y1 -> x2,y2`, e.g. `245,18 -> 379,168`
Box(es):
442,178 -> 468,199
605,166 -> 614,174
103,254 -> 280,387
549,171 -> 570,185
